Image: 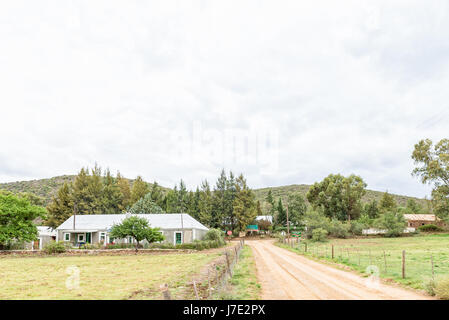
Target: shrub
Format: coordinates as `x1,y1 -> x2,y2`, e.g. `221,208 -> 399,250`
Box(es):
435,278 -> 449,300
423,278 -> 437,296
303,208 -> 331,239
44,241 -> 69,254
374,211 -> 406,237
418,224 -> 443,232
312,228 -> 328,242
204,228 -> 226,246
328,220 -> 350,238
350,221 -> 366,236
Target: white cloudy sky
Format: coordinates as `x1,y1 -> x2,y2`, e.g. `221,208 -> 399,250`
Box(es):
1,1 -> 448,198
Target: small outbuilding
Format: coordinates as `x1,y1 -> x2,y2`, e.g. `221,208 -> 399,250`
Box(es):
403,214 -> 443,228
56,213 -> 208,246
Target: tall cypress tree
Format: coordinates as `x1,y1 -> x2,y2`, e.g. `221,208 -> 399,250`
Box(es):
46,182 -> 74,228
72,167 -> 91,215
116,172 -> 131,211
102,169 -> 122,214
130,176 -> 149,205
198,180 -> 213,227
211,169 -> 227,229
233,174 -> 257,232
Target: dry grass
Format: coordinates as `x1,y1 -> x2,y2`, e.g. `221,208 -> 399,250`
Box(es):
0,252 -> 220,300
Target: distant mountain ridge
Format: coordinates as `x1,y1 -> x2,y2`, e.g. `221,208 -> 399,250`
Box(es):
0,176 -> 429,211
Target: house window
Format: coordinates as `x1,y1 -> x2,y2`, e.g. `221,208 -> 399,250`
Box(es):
78,234 -> 85,242
100,232 -> 106,242
128,237 -> 133,243
64,233 -> 70,241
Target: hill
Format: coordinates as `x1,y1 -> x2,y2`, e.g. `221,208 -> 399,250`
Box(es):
253,184 -> 430,213
0,175 -> 168,206
0,177 -> 429,212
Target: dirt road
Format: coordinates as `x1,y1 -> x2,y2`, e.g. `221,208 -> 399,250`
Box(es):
247,240 -> 431,300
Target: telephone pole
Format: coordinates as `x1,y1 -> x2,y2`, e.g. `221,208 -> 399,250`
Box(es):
73,202 -> 77,231
286,202 -> 290,244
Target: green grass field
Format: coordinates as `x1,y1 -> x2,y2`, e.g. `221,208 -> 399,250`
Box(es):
0,252 -> 220,300
279,233 -> 449,290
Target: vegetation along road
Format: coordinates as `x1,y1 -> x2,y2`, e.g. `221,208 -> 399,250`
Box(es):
247,240 -> 431,300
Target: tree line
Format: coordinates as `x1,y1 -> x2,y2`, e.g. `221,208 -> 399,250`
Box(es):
45,167 -> 261,233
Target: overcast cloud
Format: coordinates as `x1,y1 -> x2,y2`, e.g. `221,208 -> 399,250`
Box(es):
1,0 -> 448,198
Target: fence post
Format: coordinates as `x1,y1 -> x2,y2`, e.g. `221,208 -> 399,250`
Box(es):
431,253 -> 435,280
160,283 -> 172,300
305,243 -> 308,253
208,270 -> 211,298
331,245 -> 334,259
225,251 -> 232,277
193,280 -> 200,300
402,250 -> 406,279
358,249 -> 360,266
383,251 -> 387,273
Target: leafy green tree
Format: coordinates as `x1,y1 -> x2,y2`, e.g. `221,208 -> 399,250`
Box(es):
412,138 -> 449,220
0,193 -> 47,249
128,193 -> 165,214
306,174 -> 367,221
211,170 -> 227,229
116,172 -> 131,211
198,180 -> 213,226
177,180 -> 189,212
265,189 -> 275,216
256,200 -> 262,216
225,172 -> 237,231
102,169 -> 122,214
149,182 -> 164,207
87,164 -> 104,215
275,197 -> 286,227
187,188 -> 201,221
232,174 -> 257,232
109,216 -> 164,251
379,191 -> 397,213
72,167 -> 92,215
287,192 -> 307,226
302,207 -> 331,239
165,188 -> 179,212
405,199 -> 423,214
46,182 -> 74,228
374,211 -> 406,237
130,176 -> 150,205
364,200 -> 380,219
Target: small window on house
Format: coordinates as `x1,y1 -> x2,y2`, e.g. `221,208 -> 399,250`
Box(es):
100,232 -> 106,242
78,234 -> 85,242
64,233 -> 70,241
128,237 -> 133,243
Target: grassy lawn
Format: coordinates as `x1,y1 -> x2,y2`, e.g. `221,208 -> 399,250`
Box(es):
0,252 -> 220,300
213,245 -> 261,300
278,233 -> 449,290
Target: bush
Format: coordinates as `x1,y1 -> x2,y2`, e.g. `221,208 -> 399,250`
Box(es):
303,208 -> 331,239
328,220 -> 350,238
44,241 -> 69,254
435,278 -> 449,300
204,228 -> 226,246
424,278 -> 437,296
312,228 -> 328,242
374,211 -> 406,237
350,221 -> 366,236
418,224 -> 443,232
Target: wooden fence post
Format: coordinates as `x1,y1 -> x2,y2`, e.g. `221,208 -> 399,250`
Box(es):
431,253 -> 435,280
193,280 -> 200,300
331,245 -> 334,259
160,283 -> 172,300
225,251 -> 232,277
208,270 -> 211,297
402,250 -> 406,279
383,251 -> 387,273
305,243 -> 308,253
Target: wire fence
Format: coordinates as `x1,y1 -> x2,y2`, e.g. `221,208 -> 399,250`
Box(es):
159,240 -> 245,300
279,237 -> 449,284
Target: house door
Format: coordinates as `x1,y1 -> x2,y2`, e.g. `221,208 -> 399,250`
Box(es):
86,233 -> 92,244
33,239 -> 40,250
175,232 -> 182,245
